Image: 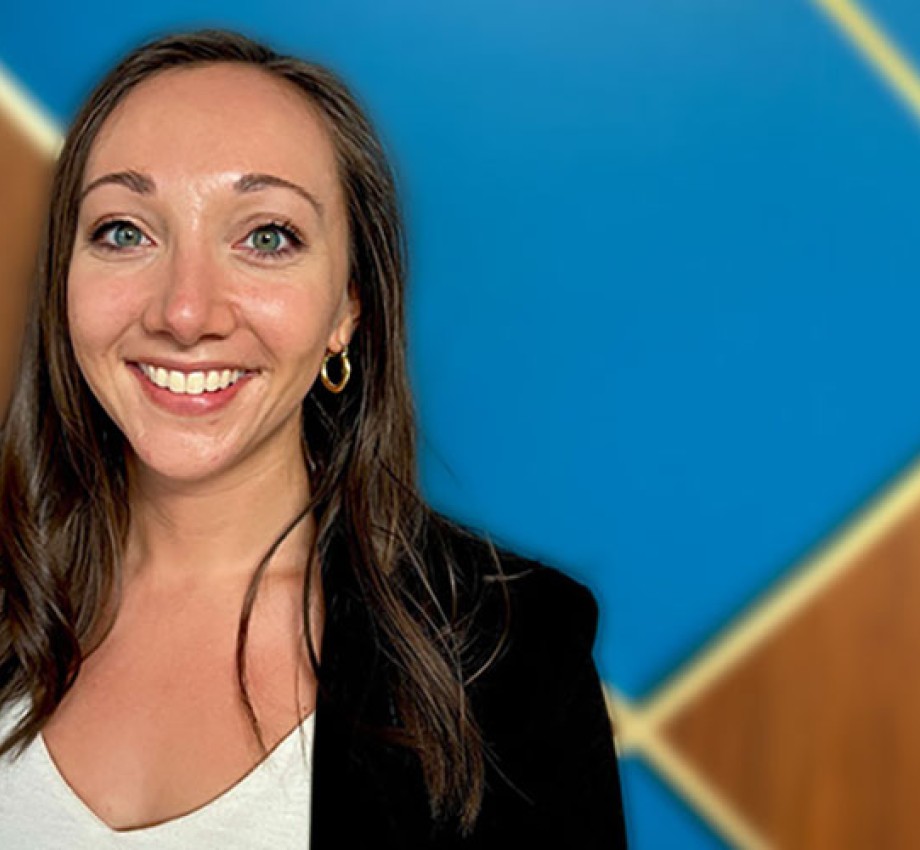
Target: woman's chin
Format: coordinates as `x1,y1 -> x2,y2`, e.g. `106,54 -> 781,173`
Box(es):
126,437 -> 244,487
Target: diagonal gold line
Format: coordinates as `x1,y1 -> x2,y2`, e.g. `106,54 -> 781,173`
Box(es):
607,687 -> 772,850
0,61 -> 62,156
605,453 -> 920,844
642,451 -> 920,729
636,730 -> 772,850
809,0 -> 920,122
603,452 -> 920,845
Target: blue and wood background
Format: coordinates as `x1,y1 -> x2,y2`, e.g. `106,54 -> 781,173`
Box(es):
3,2 -> 920,847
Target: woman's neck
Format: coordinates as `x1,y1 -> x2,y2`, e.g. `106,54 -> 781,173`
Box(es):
124,449 -> 314,586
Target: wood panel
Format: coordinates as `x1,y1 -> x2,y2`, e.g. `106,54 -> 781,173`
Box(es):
0,111 -> 51,420
664,504 -> 920,849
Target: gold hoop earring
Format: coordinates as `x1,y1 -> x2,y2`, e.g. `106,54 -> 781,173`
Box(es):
320,345 -> 351,394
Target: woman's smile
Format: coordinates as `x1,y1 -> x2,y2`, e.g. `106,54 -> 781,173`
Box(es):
129,361 -> 259,416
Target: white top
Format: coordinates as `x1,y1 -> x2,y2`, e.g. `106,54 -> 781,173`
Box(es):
0,702 -> 315,850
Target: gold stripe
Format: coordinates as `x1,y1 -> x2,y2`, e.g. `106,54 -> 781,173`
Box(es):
607,688 -> 772,849
642,449 -> 920,729
637,727 -> 772,850
0,61 -> 62,156
810,0 -> 920,121
606,414 -> 920,843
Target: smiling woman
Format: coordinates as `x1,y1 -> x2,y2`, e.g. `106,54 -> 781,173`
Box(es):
0,29 -> 627,849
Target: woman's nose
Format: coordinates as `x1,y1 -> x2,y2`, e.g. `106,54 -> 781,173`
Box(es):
142,242 -> 235,346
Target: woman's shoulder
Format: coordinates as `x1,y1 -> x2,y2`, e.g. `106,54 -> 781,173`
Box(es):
423,514 -> 601,660
426,518 -> 625,844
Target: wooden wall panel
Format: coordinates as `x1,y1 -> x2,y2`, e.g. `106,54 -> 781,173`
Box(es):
0,111 -> 51,420
664,505 -> 920,849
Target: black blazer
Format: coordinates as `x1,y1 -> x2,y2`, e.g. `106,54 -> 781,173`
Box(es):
310,529 -> 629,848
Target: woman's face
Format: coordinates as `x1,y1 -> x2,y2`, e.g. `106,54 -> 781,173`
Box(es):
68,63 -> 357,486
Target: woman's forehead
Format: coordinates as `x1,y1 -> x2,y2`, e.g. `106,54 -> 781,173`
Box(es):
83,64 -> 342,207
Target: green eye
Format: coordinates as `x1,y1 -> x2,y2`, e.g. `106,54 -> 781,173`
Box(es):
241,223 -> 304,260
111,223 -> 143,247
251,227 -> 283,252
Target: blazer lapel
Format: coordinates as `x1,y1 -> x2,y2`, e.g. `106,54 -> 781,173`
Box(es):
309,540 -> 430,849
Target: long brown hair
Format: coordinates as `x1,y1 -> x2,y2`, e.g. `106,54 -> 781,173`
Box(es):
0,29 -> 502,830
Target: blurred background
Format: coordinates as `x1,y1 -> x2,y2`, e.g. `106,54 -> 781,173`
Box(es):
3,1 -> 920,847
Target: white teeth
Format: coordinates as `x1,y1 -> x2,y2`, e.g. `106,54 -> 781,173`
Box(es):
139,363 -> 246,395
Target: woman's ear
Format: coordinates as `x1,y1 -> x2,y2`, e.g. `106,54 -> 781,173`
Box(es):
329,287 -> 361,352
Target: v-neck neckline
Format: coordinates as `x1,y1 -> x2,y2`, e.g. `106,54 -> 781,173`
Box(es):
34,712 -> 316,836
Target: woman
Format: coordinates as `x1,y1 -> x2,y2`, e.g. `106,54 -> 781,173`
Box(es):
0,29 -> 627,848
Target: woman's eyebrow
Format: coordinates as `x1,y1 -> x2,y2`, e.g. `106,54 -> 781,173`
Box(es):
80,169 -> 154,202
78,170 -> 324,219
235,172 -> 324,219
